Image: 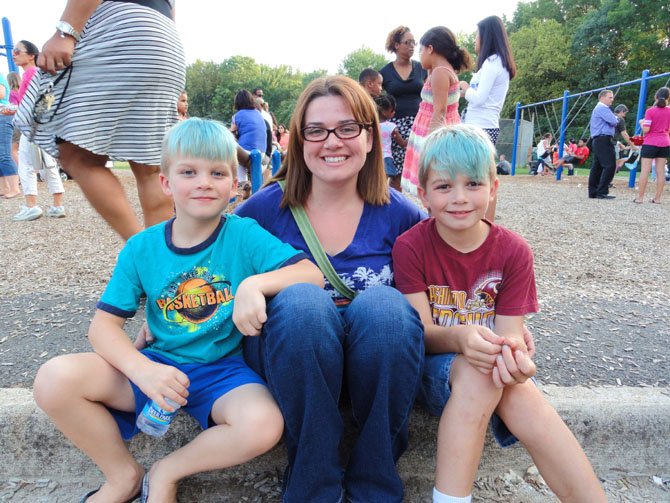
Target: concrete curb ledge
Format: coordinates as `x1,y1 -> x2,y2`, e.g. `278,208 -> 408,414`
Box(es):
1,386 -> 669,494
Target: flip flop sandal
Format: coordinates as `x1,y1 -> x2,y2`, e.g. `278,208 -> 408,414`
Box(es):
80,486 -> 141,503
632,198 -> 643,204
651,199 -> 661,204
80,488 -> 100,503
141,473 -> 150,503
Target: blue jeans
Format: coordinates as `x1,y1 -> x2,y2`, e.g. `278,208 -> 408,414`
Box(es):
244,284 -> 424,503
0,115 -> 18,177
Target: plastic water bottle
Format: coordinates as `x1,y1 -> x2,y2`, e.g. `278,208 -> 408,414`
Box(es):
136,398 -> 181,436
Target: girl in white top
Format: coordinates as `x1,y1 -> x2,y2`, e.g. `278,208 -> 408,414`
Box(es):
459,15 -> 516,220
462,54 -> 509,133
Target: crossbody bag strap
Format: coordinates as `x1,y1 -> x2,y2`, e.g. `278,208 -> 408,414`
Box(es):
277,181 -> 356,300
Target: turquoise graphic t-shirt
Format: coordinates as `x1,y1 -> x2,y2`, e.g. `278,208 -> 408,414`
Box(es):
98,215 -> 305,364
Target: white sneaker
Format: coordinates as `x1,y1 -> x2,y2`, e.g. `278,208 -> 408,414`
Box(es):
13,205 -> 43,221
46,206 -> 66,218
12,206 -> 29,220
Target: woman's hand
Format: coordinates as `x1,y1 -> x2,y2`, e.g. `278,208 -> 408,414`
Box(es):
38,33 -> 76,75
458,80 -> 469,97
134,322 -> 155,350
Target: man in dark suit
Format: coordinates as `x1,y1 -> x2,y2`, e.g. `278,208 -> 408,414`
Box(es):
588,89 -> 619,199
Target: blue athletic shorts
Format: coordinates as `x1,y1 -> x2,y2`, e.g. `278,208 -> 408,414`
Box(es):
416,352 -> 519,447
109,351 -> 266,440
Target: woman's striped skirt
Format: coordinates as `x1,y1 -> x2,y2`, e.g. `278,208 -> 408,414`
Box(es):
15,1 -> 185,166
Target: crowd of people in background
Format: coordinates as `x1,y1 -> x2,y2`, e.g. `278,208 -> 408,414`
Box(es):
4,18 -> 665,219
526,87 -> 669,203
356,16 -> 517,215
1,6 -> 667,503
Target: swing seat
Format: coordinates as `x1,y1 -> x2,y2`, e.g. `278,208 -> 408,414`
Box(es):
623,156 -> 639,172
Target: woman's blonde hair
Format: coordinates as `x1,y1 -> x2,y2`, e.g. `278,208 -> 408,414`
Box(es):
271,75 -> 389,207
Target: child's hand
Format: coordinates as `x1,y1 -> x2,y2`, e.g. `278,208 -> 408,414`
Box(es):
232,277 -> 268,336
522,324 -> 536,358
130,360 -> 190,411
492,344 -> 537,388
459,325 -> 506,374
134,322 -> 154,350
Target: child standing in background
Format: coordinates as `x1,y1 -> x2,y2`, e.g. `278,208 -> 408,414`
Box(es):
402,26 -> 472,195
377,94 -> 407,191
358,67 -> 384,98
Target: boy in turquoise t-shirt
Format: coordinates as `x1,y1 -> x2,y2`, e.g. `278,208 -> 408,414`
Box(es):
33,118 -> 324,503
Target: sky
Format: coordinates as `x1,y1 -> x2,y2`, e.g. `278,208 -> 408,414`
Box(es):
1,1 -> 523,75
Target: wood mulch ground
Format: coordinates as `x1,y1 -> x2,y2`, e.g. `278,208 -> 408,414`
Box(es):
0,171 -> 668,501
0,171 -> 668,388
0,170 -> 670,387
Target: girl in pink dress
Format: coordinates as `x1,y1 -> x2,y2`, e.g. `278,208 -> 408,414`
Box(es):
402,26 -> 473,195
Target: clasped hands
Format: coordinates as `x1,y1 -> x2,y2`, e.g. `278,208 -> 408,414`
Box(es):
459,324 -> 536,388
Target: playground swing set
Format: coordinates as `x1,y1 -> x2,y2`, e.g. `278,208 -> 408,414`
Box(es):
511,70 -> 670,188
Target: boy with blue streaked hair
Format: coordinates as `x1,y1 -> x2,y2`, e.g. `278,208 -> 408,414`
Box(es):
393,125 -> 606,503
33,118 -> 324,503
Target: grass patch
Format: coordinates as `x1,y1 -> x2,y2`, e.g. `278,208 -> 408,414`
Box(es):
113,161 -> 130,170
516,165 -> 634,178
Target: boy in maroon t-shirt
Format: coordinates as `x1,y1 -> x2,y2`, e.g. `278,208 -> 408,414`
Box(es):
392,125 -> 606,503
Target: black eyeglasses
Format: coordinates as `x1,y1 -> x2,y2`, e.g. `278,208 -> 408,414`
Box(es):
301,122 -> 371,142
400,40 -> 416,47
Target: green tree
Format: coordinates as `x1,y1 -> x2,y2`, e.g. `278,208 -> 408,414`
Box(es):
457,31 -> 477,115
507,18 -> 571,113
301,70 -> 329,87
509,0 -> 563,32
185,57 -> 325,127
508,0 -> 599,33
572,0 -> 670,84
338,47 -> 388,80
185,60 -> 225,120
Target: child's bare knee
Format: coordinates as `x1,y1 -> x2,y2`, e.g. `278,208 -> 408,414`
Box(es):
496,381 -> 548,429
241,401 -> 284,448
33,356 -> 80,410
448,359 -> 503,426
451,357 -> 501,402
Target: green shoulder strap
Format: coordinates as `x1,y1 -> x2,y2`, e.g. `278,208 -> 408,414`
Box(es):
277,180 -> 356,300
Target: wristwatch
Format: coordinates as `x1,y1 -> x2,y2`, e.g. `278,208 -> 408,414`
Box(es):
56,21 -> 82,42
